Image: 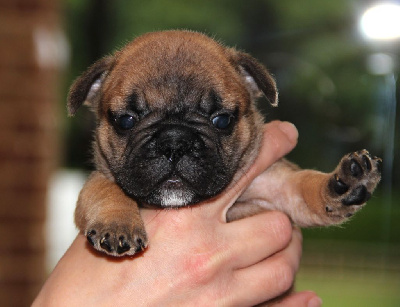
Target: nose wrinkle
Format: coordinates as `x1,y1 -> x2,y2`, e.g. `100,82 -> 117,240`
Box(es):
162,139 -> 191,162
157,126 -> 194,163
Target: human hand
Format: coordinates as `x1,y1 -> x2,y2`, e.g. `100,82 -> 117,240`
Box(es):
33,121 -> 321,306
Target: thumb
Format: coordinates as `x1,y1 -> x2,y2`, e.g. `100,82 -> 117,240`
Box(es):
251,121 -> 298,179
218,120 -> 298,212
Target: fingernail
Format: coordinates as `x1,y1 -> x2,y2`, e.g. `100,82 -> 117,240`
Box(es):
308,296 -> 323,307
279,121 -> 298,142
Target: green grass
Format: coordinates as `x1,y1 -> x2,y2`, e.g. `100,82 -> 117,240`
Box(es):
295,234 -> 400,306
296,267 -> 400,307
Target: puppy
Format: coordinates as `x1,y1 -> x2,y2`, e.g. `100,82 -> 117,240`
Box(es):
68,30 -> 381,257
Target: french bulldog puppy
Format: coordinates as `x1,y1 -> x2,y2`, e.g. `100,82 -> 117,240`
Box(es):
68,30 -> 381,258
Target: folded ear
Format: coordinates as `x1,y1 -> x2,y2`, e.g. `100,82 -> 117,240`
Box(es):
230,50 -> 278,107
67,56 -> 115,116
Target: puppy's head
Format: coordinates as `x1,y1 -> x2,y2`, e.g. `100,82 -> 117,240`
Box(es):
68,30 -> 278,208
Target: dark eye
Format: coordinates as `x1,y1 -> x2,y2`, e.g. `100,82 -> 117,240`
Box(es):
212,114 -> 233,130
115,114 -> 135,130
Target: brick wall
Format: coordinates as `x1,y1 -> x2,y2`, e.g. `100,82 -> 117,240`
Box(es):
0,1 -> 61,305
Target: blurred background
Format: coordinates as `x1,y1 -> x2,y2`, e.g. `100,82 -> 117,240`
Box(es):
0,0 -> 399,306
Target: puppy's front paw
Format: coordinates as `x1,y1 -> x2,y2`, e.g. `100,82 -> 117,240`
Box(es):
85,222 -> 148,257
325,150 -> 381,221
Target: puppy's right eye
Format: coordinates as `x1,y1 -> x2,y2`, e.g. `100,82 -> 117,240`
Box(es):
115,114 -> 135,130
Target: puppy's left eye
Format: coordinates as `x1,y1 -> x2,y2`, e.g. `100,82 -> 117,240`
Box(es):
212,114 -> 233,130
115,114 -> 135,130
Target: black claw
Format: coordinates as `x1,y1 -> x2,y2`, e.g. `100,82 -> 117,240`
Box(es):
326,206 -> 333,213
350,159 -> 363,177
100,233 -> 112,252
342,185 -> 371,206
345,213 -> 354,218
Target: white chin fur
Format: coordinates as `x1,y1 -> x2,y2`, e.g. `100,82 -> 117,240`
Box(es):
160,189 -> 194,207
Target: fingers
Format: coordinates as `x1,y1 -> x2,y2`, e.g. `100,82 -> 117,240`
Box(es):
230,227 -> 303,306
222,211 -> 293,269
272,291 -> 322,307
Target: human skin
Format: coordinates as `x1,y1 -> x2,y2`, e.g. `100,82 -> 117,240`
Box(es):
33,121 -> 322,307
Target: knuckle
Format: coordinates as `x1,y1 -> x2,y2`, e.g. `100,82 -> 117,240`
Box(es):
273,258 -> 295,293
269,212 -> 292,245
183,251 -> 216,286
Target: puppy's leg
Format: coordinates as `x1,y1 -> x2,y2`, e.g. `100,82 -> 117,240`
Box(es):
229,150 -> 381,226
75,171 -> 147,256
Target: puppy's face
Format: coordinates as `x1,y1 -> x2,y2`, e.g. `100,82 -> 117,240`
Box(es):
68,31 -> 278,208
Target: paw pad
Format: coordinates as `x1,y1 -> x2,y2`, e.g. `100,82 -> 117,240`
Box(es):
326,149 -> 381,221
332,174 -> 349,195
342,185 -> 370,206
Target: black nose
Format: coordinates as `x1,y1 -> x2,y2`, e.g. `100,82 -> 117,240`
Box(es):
157,126 -> 195,163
